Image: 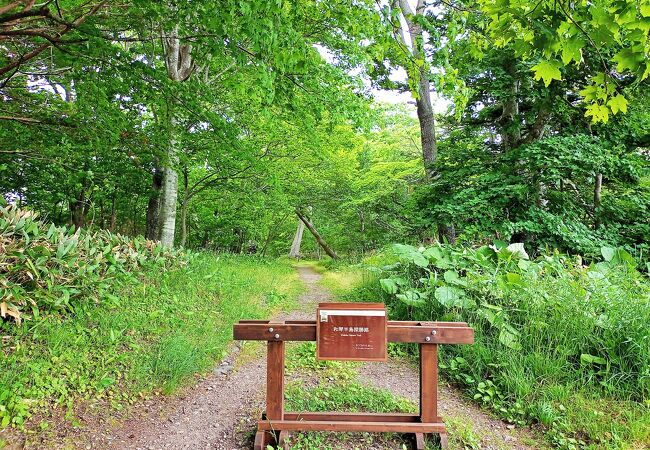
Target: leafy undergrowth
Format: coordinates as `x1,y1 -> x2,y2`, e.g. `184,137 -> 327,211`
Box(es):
0,251 -> 302,432
0,204 -> 184,324
355,243 -> 650,449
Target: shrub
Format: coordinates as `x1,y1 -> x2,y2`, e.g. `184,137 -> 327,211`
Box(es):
0,204 -> 185,324
368,242 -> 650,448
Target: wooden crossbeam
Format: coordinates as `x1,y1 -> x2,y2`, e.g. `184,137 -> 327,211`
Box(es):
233,321 -> 473,344
283,412 -> 421,422
258,419 -> 446,433
238,314 -> 472,450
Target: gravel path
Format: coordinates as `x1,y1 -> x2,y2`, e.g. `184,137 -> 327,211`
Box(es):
359,361 -> 541,450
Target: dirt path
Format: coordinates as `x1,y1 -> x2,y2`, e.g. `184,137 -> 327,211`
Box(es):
85,266 -> 327,450
14,265 -> 545,450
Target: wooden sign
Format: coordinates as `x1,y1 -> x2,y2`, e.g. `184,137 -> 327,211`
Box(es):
316,302 -> 387,361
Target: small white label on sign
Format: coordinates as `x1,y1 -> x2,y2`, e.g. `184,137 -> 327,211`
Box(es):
320,311 -> 328,322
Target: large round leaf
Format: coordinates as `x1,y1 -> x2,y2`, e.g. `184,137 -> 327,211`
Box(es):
434,286 -> 465,307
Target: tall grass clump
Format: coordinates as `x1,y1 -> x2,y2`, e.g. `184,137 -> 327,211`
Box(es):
0,204 -> 185,324
363,242 -> 650,449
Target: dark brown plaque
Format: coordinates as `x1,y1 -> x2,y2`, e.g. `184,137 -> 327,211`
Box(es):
316,303 -> 387,361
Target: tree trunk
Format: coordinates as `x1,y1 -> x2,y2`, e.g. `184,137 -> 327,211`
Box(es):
416,67 -> 437,178
131,198 -> 138,236
157,26 -> 194,248
594,173 -> 602,229
499,57 -> 521,151
71,190 -> 86,229
289,219 -> 305,258
180,166 -> 189,247
109,191 -> 117,232
295,209 -> 338,260
398,0 -> 437,178
157,156 -> 178,247
146,167 -> 163,240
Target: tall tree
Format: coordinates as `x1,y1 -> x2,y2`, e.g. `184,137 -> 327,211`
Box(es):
158,27 -> 195,247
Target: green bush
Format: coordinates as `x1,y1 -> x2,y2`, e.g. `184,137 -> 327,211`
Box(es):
0,204 -> 185,324
365,242 -> 650,448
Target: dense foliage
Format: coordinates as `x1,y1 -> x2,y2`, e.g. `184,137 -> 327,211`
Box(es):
2,1 -> 648,260
365,243 -> 650,448
0,203 -> 184,324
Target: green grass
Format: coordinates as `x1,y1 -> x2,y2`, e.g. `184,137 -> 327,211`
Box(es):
0,253 -> 303,429
295,260 -> 368,299
282,342 -> 418,450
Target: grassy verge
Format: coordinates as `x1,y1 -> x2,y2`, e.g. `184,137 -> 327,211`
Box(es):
294,260 -> 367,299
0,254 -> 303,432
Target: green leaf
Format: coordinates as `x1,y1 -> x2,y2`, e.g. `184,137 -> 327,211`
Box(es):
396,290 -> 425,306
612,48 -> 643,73
505,272 -> 524,286
443,270 -> 467,287
560,38 -> 583,64
642,4 -> 650,17
601,246 -> 616,262
531,59 -> 562,86
379,278 -> 398,294
434,286 -> 465,307
585,103 -> 609,123
392,244 -> 429,268
607,94 -> 628,114
498,329 -> 521,350
580,354 -> 607,365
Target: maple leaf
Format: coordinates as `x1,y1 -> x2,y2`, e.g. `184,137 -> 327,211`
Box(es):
607,94 -> 628,115
531,59 -> 562,87
585,103 -> 610,123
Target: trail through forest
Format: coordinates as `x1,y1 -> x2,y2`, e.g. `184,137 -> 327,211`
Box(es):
57,266 -> 543,450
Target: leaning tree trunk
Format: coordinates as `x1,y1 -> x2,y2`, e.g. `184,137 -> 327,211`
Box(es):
158,26 -> 194,247
295,209 -> 338,260
289,219 -> 305,258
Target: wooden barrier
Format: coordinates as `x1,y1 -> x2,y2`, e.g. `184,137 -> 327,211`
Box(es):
233,319 -> 474,449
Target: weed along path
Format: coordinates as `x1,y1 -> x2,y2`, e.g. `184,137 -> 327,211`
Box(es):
70,265 -> 544,450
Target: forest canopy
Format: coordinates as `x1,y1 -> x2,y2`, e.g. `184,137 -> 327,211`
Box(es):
1,0 -> 648,262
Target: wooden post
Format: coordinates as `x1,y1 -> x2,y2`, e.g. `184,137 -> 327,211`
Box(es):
419,343 -> 438,422
255,338 -> 286,450
418,343 -> 445,449
267,340 -> 285,420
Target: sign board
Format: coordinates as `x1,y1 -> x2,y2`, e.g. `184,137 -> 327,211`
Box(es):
316,302 -> 387,361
